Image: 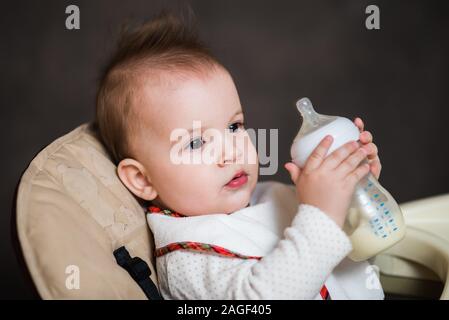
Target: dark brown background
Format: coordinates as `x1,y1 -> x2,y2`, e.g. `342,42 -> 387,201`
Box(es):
1,0 -> 448,299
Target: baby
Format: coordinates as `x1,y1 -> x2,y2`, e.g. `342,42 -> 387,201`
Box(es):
95,12 -> 384,300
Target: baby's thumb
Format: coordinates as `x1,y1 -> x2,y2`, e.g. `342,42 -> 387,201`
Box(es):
284,162 -> 300,183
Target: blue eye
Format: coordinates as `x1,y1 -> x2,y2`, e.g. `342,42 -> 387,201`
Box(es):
228,121 -> 245,133
188,137 -> 205,150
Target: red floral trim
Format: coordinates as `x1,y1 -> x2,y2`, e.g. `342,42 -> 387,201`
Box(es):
155,241 -> 262,260
148,205 -> 187,217
320,285 -> 331,300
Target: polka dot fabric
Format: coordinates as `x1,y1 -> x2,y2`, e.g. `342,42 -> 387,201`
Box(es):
156,204 -> 352,300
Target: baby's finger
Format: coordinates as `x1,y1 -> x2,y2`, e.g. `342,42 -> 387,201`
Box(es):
369,157 -> 382,180
346,162 -> 371,187
335,147 -> 368,177
361,142 -> 377,158
321,140 -> 359,171
359,131 -> 373,144
354,117 -> 364,132
304,135 -> 334,172
284,162 -> 301,183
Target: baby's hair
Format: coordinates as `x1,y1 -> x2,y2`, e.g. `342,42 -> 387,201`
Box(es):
94,9 -> 223,164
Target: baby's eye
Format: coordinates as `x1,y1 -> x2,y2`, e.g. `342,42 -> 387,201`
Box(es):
228,121 -> 245,133
188,137 -> 205,150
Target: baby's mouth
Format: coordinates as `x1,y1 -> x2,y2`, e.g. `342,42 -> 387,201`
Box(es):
225,170 -> 249,188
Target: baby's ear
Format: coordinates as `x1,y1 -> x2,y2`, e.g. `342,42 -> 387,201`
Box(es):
117,158 -> 158,201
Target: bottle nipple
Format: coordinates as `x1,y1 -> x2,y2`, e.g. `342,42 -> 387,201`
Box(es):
296,98 -> 320,128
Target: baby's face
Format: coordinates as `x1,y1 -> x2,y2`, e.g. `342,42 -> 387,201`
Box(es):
124,67 -> 259,216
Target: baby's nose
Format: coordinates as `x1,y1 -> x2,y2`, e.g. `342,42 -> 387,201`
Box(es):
217,134 -> 242,167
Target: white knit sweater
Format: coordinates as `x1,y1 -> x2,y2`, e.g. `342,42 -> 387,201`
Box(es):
147,181 -> 384,300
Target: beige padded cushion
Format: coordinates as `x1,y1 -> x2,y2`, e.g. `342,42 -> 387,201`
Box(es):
16,123 -> 157,299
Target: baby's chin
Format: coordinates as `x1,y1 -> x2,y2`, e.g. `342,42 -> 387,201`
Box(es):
221,198 -> 251,214
220,183 -> 255,214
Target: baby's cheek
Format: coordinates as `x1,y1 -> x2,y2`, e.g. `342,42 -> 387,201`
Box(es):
246,136 -> 259,164
175,165 -> 213,189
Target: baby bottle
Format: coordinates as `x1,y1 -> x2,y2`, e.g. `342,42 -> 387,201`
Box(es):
290,97 -> 406,261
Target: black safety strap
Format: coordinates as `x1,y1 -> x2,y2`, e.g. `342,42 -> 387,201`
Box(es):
113,246 -> 163,300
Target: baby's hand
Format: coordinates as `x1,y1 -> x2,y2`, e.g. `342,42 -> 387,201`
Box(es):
354,117 -> 382,180
285,136 -> 370,228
